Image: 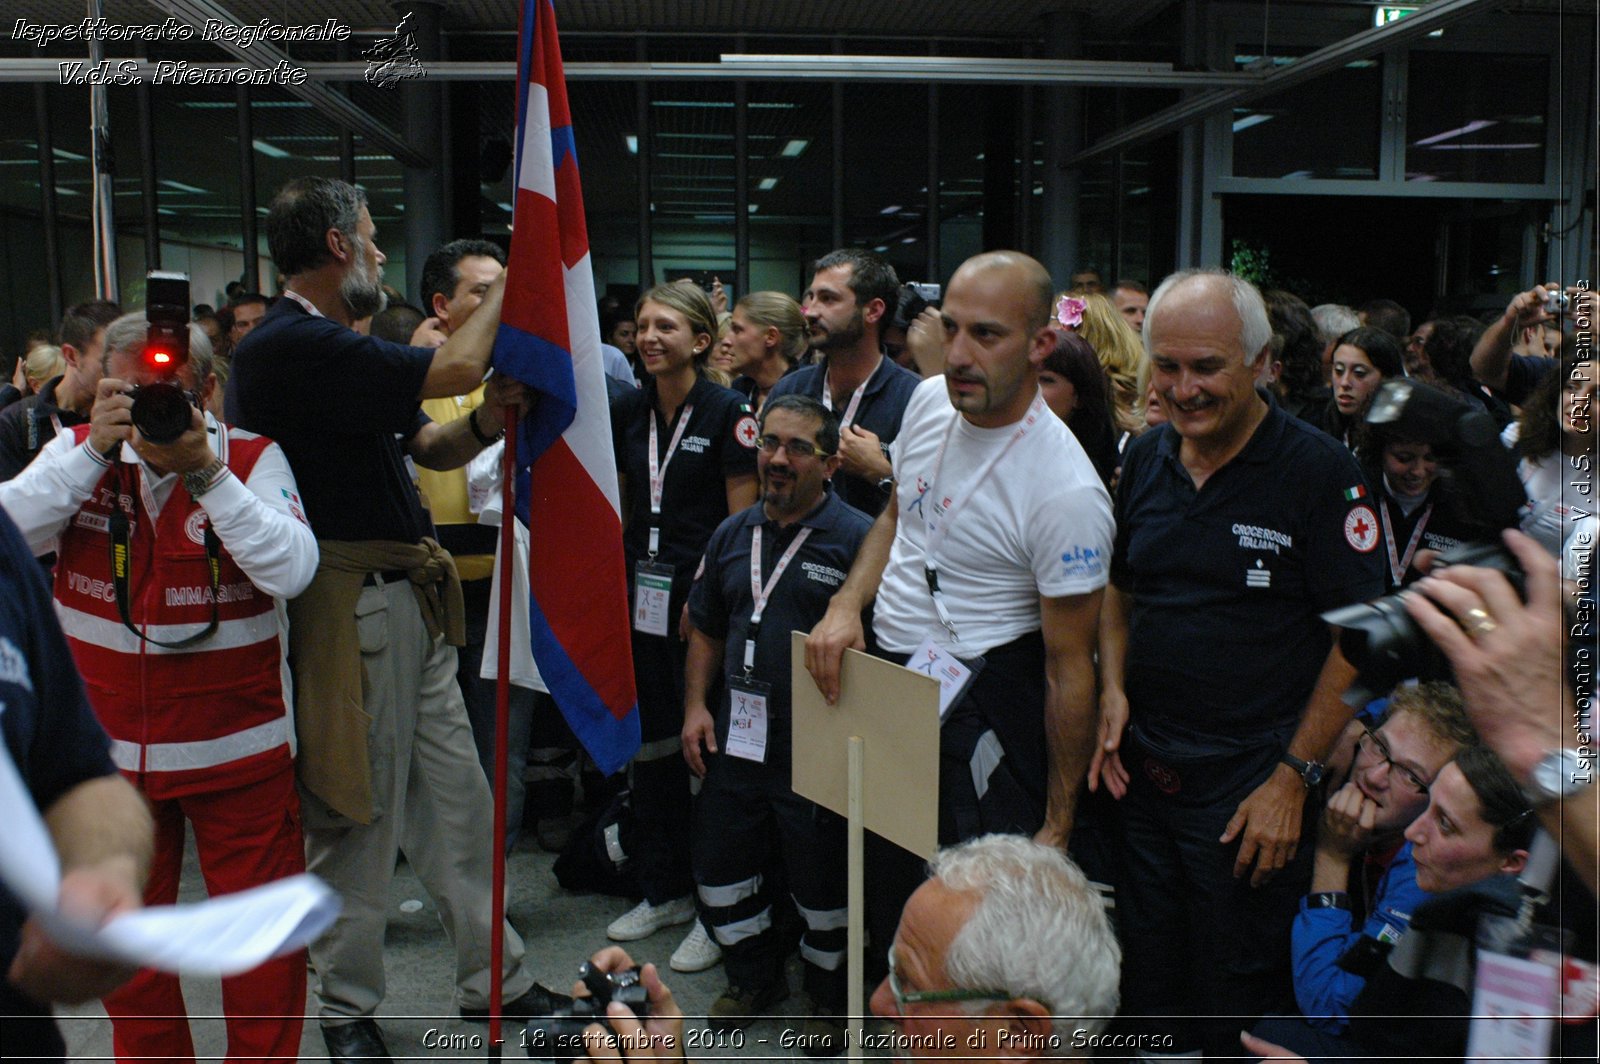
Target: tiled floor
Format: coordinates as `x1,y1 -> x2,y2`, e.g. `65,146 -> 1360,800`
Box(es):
56,830 -> 884,1062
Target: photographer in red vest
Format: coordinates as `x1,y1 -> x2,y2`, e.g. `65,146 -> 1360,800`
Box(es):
0,309 -> 319,1062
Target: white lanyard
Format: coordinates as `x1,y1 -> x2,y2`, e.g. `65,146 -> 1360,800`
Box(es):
821,356 -> 879,430
743,523 -> 813,672
1380,496 -> 1432,587
646,403 -> 694,555
921,395 -> 1046,641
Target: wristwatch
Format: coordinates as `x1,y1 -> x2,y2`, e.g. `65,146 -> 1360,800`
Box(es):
1524,748 -> 1589,805
182,459 -> 226,499
1306,892 -> 1350,910
1281,752 -> 1327,789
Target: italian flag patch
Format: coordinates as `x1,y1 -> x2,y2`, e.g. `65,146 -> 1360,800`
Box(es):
1342,485 -> 1368,501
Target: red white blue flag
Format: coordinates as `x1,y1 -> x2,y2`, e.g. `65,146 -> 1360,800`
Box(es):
494,0 -> 638,773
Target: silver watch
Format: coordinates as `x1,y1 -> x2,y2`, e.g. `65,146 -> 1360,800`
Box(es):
182,460 -> 226,499
1525,748 -> 1589,805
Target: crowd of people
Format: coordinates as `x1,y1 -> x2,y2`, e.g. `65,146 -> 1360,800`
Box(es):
0,172 -> 1594,1064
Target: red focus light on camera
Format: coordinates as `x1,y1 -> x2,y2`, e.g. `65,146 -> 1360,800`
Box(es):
146,348 -> 173,367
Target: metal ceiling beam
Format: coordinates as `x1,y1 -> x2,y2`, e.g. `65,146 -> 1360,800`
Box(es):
144,0 -> 427,167
1068,0 -> 1492,168
0,58 -> 1263,88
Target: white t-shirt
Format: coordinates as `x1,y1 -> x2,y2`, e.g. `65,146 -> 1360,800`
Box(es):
874,375 -> 1115,656
1502,422 -> 1596,581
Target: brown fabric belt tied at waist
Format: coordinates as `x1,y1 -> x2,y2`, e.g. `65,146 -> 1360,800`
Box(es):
288,538 -> 465,823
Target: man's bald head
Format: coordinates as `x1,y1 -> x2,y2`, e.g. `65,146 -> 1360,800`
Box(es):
951,251 -> 1055,331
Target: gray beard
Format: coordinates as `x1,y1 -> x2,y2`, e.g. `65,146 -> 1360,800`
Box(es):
342,268 -> 387,320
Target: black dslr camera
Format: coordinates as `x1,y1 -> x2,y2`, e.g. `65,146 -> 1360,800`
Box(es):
129,271 -> 193,445
525,962 -> 649,1062
1322,379 -> 1530,702
891,282 -> 942,331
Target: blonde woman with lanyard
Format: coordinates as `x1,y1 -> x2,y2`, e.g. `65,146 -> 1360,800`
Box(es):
722,291 -> 808,415
608,282 -> 759,968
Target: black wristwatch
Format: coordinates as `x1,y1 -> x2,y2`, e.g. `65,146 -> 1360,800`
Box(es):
1282,752 -> 1326,789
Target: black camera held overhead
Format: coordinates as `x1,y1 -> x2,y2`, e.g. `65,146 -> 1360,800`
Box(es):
525,961 -> 648,1063
890,281 -> 942,332
129,271 -> 194,445
1322,379 -> 1530,704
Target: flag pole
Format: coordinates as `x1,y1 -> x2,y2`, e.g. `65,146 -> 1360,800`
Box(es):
490,412 -> 518,1059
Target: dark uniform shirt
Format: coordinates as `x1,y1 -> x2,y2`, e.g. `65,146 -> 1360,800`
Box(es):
688,490 -> 872,732
613,374 -> 759,580
766,354 -> 919,515
228,298 -> 432,543
0,376 -> 86,482
1369,480 -> 1474,591
0,506 -> 116,1054
1111,403 -> 1385,754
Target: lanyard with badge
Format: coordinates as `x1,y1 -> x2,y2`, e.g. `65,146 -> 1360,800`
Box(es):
1379,497 -> 1433,587
633,403 -> 695,637
820,357 -> 879,430
909,396 -> 1045,719
725,523 -> 813,763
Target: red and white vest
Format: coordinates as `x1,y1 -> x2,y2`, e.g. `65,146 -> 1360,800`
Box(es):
54,423 -> 291,798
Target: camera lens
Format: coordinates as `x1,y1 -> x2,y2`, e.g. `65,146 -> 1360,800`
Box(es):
130,381 -> 192,445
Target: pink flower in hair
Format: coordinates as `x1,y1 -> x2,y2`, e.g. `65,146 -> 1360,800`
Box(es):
1056,295 -> 1086,330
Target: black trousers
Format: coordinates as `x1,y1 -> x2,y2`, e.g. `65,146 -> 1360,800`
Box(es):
863,630 -> 1050,977
1116,730 -> 1312,1057
691,736 -> 847,1005
628,623 -> 694,905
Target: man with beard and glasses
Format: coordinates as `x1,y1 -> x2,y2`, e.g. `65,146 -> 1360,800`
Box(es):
681,395 -> 871,1050
766,249 -> 919,515
1094,269 -> 1384,1057
229,177 -> 560,1062
805,251 -> 1112,982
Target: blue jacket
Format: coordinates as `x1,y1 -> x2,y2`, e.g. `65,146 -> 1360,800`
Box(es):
1292,841 -> 1428,1032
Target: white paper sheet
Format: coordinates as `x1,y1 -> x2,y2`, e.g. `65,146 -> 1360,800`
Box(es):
0,731 -> 340,977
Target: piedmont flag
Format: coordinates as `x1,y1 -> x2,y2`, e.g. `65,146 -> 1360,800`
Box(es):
493,0 -> 639,774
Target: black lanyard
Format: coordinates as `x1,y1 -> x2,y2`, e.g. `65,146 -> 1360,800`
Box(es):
106,468 -> 222,649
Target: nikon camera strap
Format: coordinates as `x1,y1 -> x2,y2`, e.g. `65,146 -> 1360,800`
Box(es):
106,472 -> 221,649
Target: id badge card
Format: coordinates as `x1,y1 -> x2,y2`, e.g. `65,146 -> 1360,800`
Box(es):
725,677 -> 771,763
907,635 -> 985,721
1466,914 -> 1567,1062
632,560 -> 674,637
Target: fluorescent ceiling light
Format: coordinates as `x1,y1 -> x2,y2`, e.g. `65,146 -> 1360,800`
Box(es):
780,139 -> 809,157
900,236 -> 916,244
55,186 -> 81,195
881,205 -> 901,215
748,204 -> 759,213
498,202 -> 514,211
652,100 -> 797,109
252,139 -> 290,158
625,135 -> 637,153
1279,169 -> 1314,179
1231,113 -> 1274,133
52,147 -> 88,161
660,151 -> 735,160
758,177 -> 778,190
874,245 -> 889,252
182,100 -> 311,109
1413,119 -> 1497,146
1426,143 -> 1539,150
161,179 -> 208,194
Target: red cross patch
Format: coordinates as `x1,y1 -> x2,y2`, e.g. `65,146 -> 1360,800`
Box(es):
1344,505 -> 1379,553
734,415 -> 759,449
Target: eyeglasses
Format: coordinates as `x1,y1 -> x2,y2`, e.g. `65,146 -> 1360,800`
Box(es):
1356,728 -> 1431,795
885,945 -> 1038,1012
756,434 -> 831,459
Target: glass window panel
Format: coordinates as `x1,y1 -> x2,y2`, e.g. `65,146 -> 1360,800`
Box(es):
647,80 -> 735,286
569,81 -> 640,290
938,84 -> 989,281
843,84 -> 927,279
1405,52 -> 1547,184
746,82 -> 830,298
1230,47 -> 1382,180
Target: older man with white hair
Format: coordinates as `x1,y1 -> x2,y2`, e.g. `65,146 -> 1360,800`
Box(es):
867,834 -> 1121,1060
1094,270 -> 1384,1057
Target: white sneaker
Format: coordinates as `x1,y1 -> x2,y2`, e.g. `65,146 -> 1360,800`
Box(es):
669,920 -> 723,973
607,896 -> 696,941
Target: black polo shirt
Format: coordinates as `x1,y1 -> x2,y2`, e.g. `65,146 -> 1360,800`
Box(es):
689,490 -> 872,728
765,354 -> 920,515
0,506 -> 115,1055
1370,480 -> 1475,591
1112,403 -> 1384,754
613,374 -> 759,580
228,298 -> 432,543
